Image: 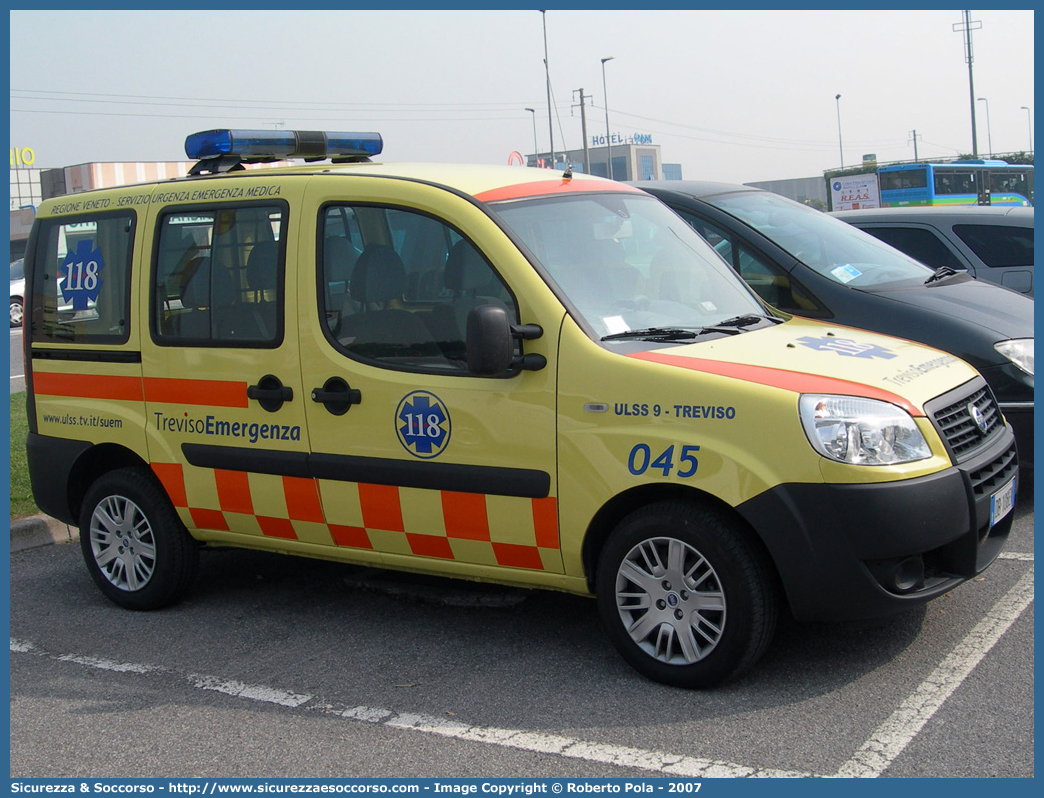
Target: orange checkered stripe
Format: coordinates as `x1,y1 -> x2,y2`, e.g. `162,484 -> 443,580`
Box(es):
151,462 -> 562,573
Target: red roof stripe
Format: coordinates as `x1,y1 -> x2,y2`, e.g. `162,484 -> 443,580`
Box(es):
473,178 -> 643,203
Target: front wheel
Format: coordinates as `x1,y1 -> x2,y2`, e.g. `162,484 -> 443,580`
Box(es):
79,467 -> 199,610
596,500 -> 778,688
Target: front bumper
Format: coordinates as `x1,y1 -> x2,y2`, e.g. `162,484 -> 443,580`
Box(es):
737,425 -> 1017,622
999,401 -> 1033,471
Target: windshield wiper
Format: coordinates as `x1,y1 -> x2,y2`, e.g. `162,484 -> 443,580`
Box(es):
601,315 -> 774,342
925,265 -> 960,284
601,327 -> 700,342
705,313 -> 770,331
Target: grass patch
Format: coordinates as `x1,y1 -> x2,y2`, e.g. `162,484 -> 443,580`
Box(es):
9,392 -> 40,520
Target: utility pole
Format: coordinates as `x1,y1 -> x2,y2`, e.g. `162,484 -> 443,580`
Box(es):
953,10 -> 982,157
573,89 -> 592,174
909,129 -> 921,161
601,56 -> 616,179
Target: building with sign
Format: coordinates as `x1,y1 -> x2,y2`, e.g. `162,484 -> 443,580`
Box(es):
528,134 -> 682,182
10,166 -> 43,213
10,147 -> 43,260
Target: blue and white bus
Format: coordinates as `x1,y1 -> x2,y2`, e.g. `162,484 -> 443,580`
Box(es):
877,160 -> 1033,208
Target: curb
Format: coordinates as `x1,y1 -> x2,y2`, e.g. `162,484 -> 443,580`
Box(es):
10,514 -> 78,553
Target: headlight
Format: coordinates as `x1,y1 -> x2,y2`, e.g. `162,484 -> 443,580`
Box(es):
995,338 -> 1033,376
799,395 -> 931,465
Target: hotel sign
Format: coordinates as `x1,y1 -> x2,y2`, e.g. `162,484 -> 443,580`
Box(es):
591,132 -> 653,147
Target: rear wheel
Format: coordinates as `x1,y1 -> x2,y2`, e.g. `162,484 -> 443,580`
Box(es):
11,296 -> 23,327
79,468 -> 198,610
596,500 -> 777,688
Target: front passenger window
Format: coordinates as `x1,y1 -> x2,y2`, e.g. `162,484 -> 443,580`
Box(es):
320,204 -> 517,373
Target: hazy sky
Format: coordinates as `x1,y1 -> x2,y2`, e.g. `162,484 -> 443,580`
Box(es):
9,9 -> 1035,185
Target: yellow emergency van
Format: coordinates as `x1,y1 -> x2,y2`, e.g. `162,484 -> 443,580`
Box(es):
23,130 -> 1018,687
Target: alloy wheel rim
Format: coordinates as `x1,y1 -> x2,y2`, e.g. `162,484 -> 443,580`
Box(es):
89,495 -> 157,591
615,536 -> 726,665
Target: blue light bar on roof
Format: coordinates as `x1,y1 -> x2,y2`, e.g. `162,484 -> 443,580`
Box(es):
185,129 -> 383,162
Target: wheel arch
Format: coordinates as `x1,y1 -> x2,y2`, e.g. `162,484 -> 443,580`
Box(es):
580,484 -> 783,600
66,443 -> 153,525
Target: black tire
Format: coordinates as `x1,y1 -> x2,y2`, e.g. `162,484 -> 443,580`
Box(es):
79,467 -> 199,610
596,499 -> 778,688
11,296 -> 23,328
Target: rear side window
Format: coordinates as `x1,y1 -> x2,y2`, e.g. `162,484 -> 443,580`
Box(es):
859,226 -> 957,270
153,203 -> 286,346
29,212 -> 135,344
953,224 -> 1034,268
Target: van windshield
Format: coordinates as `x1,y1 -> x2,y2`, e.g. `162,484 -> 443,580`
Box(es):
711,190 -> 935,287
489,192 -> 768,340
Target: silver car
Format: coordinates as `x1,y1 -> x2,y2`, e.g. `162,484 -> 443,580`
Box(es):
10,258 -> 25,327
832,206 -> 1034,296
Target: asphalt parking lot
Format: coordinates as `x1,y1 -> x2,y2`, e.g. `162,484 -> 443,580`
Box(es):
8,486 -> 1034,779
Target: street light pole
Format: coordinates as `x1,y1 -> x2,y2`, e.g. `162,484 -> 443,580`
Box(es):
540,10 -> 555,167
977,97 -> 992,157
835,93 -> 844,170
601,56 -> 615,179
524,108 -> 539,164
1021,106 -> 1033,153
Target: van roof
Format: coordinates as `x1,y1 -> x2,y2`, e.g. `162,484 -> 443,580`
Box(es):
36,161 -> 645,217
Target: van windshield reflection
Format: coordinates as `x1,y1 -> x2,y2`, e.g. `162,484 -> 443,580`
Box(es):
489,193 -> 768,341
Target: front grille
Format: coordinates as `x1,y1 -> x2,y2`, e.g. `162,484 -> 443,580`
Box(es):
969,442 -> 1018,500
931,385 -> 1003,459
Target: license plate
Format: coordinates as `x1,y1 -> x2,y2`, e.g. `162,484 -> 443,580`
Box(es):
990,476 -> 1017,527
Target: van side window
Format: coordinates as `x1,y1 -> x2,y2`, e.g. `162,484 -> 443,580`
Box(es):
953,224 -> 1034,268
320,204 -> 517,372
153,204 -> 286,346
859,227 -> 957,270
29,212 -> 134,344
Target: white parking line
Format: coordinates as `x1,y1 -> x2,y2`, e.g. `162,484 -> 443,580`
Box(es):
316,703 -> 809,778
192,673 -> 313,708
9,563 -> 1034,778
1000,550 -> 1034,561
836,566 -> 1034,777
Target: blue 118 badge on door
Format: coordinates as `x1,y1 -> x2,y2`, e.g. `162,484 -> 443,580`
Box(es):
396,391 -> 451,459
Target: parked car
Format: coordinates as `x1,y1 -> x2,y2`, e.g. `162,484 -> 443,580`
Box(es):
832,206 -> 1034,296
634,181 -> 1034,469
10,258 -> 25,327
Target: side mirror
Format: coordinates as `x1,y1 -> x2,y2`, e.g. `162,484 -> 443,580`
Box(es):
466,304 -> 547,376
466,305 -> 514,375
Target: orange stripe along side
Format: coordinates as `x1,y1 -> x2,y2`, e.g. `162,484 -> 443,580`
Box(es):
143,377 -> 248,408
33,372 -> 144,401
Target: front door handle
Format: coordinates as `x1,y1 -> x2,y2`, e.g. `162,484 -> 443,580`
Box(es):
247,374 -> 293,412
311,377 -> 362,416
